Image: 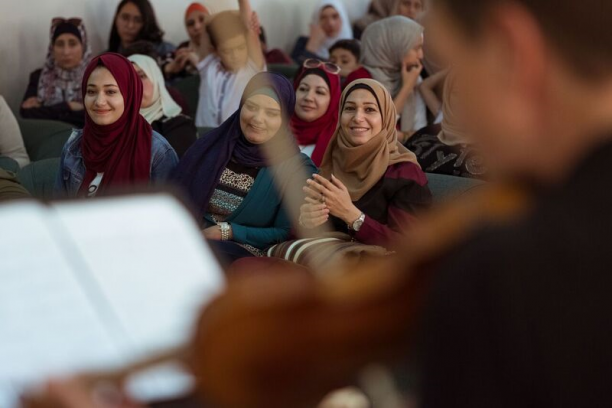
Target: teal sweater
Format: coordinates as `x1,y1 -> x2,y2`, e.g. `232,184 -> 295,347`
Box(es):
204,153 -> 317,250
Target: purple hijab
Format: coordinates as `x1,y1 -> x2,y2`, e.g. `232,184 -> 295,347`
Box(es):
173,72 -> 299,220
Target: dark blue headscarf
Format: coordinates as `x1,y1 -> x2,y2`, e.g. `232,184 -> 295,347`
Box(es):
173,72 -> 300,220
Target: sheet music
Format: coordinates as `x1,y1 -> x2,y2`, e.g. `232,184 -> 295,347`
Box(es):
0,195 -> 225,406
0,202 -> 124,408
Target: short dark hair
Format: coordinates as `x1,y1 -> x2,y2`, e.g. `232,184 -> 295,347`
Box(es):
329,39 -> 361,61
438,0 -> 612,78
108,0 -> 165,52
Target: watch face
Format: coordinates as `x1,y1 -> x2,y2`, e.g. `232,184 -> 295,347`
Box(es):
353,218 -> 364,231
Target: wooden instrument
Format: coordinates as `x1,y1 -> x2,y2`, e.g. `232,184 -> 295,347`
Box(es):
22,183 -> 530,408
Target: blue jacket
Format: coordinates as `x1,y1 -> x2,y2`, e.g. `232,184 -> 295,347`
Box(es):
54,129 -> 178,197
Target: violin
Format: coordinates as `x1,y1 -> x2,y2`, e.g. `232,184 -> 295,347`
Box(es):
22,183 -> 530,408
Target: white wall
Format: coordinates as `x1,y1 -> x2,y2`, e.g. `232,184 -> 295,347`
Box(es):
0,0 -> 370,112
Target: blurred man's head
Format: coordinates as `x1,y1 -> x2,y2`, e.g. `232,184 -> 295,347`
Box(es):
427,0 -> 612,182
207,11 -> 249,73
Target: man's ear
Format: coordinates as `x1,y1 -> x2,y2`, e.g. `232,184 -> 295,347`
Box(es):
488,2 -> 549,106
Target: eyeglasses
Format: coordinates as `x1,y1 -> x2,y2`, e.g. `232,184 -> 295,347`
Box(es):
303,58 -> 341,75
52,17 -> 83,27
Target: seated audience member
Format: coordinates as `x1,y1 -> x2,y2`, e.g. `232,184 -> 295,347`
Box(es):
128,54 -> 197,158
164,2 -> 210,81
259,26 -> 293,65
291,0 -> 353,65
173,72 -> 317,263
21,18 -> 91,128
120,41 -> 192,115
0,169 -> 30,201
291,60 -> 342,166
107,0 -> 175,59
55,53 -> 178,198
353,0 -> 398,40
272,79 -> 431,267
329,39 -> 361,84
406,70 -> 488,178
346,16 -> 427,140
1,96 -> 30,168
396,0 -> 426,20
194,0 -> 265,127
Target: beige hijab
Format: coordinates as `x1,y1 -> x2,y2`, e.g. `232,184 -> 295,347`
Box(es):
437,70 -> 468,146
320,79 -> 420,201
360,16 -> 424,133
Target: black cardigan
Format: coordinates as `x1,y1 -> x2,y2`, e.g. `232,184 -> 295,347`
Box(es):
151,114 -> 197,158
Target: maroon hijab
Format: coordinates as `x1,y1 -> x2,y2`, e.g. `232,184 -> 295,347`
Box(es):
79,52 -> 152,195
290,67 -> 341,166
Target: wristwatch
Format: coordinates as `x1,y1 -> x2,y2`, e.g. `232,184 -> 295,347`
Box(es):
218,222 -> 231,241
349,213 -> 366,232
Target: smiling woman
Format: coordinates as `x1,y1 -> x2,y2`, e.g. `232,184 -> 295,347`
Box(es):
54,53 -> 179,198
173,72 -> 317,265
20,18 -> 92,127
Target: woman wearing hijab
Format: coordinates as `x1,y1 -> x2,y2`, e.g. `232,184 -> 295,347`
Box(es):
291,60 -> 342,166
173,72 -> 317,263
346,16 -> 427,139
163,2 -> 210,81
291,0 -> 353,65
128,54 -> 197,158
268,79 -> 431,269
21,18 -> 92,127
406,71 -> 488,178
54,53 -> 179,198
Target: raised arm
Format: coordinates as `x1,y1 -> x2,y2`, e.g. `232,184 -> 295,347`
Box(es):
238,0 -> 265,70
419,69 -> 449,118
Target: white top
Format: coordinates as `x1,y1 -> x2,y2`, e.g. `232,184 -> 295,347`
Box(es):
195,55 -> 262,128
87,172 -> 104,198
0,96 -> 30,168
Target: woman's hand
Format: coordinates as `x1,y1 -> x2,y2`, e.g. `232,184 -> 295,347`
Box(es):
203,225 -> 233,241
304,174 -> 362,225
299,199 -> 329,229
401,60 -> 423,92
306,24 -> 326,53
22,97 -> 41,109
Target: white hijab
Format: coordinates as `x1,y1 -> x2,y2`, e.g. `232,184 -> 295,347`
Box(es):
311,0 -> 353,59
360,16 -> 424,132
128,54 -> 182,124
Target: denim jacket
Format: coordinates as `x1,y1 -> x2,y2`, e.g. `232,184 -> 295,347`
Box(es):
54,129 -> 179,197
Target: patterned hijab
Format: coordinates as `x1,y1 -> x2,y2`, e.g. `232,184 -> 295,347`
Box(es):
37,18 -> 92,106
128,54 -> 182,123
360,16 -> 424,132
320,79 -> 419,201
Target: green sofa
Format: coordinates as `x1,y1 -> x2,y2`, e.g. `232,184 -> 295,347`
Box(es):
18,118 -> 73,162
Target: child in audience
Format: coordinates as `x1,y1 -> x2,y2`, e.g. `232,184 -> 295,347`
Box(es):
329,39 -> 361,83
164,2 -> 210,81
291,0 -> 353,65
346,16 -> 427,140
193,0 -> 265,128
128,54 -> 198,158
291,60 -> 342,166
1,96 -> 30,168
55,53 -> 178,198
21,18 -> 91,127
108,0 -> 175,59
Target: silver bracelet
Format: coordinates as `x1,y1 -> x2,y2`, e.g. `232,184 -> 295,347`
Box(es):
218,222 -> 231,241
